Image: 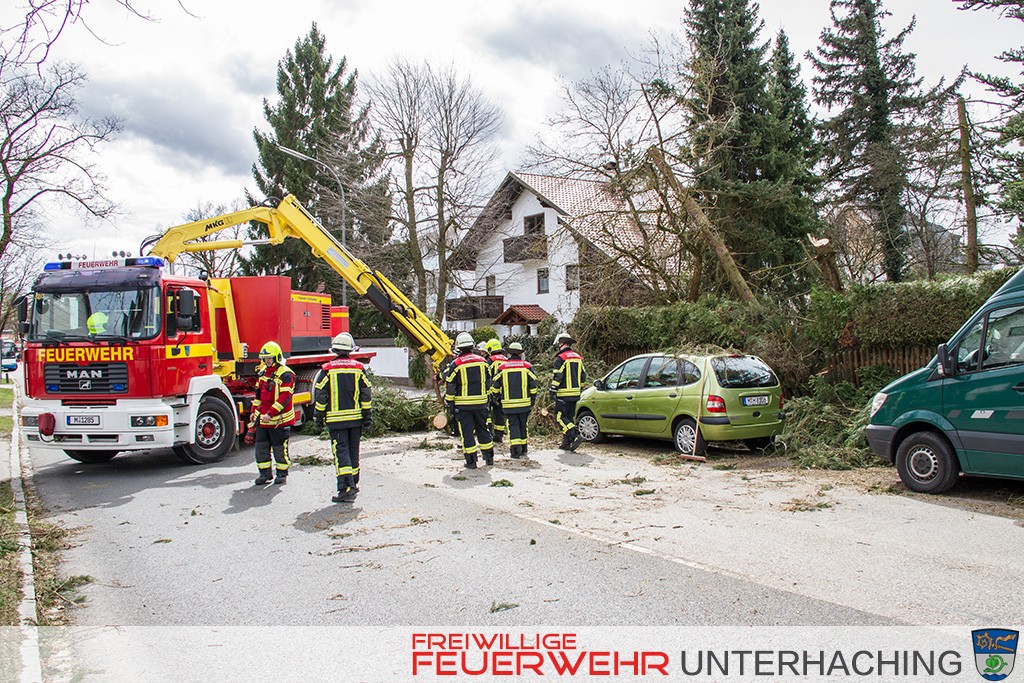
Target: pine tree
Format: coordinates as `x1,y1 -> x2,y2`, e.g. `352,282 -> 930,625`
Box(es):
242,23 -> 390,297
682,0 -> 814,295
809,0 -> 945,282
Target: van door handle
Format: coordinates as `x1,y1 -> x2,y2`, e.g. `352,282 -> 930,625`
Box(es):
1013,383 -> 1024,393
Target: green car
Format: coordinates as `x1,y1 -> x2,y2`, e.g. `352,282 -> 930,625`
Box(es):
575,353 -> 785,455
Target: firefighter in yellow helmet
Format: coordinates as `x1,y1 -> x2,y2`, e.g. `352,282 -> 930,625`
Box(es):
314,333 -> 372,503
249,341 -> 296,485
551,331 -> 586,451
87,311 -> 109,335
490,341 -> 538,458
485,338 -> 508,444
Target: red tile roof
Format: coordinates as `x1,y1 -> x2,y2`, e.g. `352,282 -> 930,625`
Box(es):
493,304 -> 550,325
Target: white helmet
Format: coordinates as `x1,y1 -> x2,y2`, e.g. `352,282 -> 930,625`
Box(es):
554,331 -> 575,346
455,332 -> 475,350
331,332 -> 355,353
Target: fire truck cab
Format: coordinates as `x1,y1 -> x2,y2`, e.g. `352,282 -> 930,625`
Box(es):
19,256 -> 237,464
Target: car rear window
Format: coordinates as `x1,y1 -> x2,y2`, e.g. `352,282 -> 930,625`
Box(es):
711,356 -> 778,389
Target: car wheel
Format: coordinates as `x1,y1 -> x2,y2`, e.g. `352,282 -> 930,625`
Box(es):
174,396 -> 237,465
673,417 -> 707,456
63,450 -> 119,464
744,436 -> 775,451
576,411 -> 605,443
895,431 -> 960,494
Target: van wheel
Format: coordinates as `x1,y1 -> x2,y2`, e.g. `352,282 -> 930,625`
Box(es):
174,396 -> 236,465
576,411 -> 605,443
674,418 -> 707,456
64,450 -> 119,463
895,432 -> 959,494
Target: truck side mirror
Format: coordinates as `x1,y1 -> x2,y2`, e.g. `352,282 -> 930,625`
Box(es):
177,289 -> 197,317
936,343 -> 954,377
16,296 -> 29,335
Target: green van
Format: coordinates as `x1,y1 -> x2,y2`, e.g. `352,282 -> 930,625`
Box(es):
866,268 -> 1024,493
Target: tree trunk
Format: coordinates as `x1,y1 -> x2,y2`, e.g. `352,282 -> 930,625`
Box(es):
957,95 -> 979,275
646,147 -> 756,304
807,234 -> 844,292
433,161 -> 450,320
403,146 -> 429,310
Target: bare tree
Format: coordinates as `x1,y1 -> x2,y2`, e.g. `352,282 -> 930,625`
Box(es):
368,61 -> 502,317
171,199 -> 248,278
0,235 -> 43,334
1,61 -> 120,263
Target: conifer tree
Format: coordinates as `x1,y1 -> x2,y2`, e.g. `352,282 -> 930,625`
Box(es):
243,23 -> 389,296
809,0 -> 945,282
682,0 -> 814,294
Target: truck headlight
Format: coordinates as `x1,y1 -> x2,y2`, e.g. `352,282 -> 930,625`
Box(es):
130,415 -> 168,427
870,392 -> 888,417
21,415 -> 38,427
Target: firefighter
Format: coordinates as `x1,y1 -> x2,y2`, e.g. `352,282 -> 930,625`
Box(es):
248,341 -> 295,485
443,332 -> 494,468
490,341 -> 537,458
551,331 -> 586,451
314,333 -> 372,504
485,338 -> 508,444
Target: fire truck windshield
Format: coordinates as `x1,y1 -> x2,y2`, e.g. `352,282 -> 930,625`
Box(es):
28,287 -> 161,342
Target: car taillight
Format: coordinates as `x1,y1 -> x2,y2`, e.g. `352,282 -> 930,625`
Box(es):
779,392 -> 784,410
706,395 -> 726,413
39,413 -> 56,436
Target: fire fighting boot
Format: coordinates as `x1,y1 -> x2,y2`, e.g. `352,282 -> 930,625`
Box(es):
522,443 -> 528,456
559,435 -> 571,450
510,445 -> 523,459
332,487 -> 357,503
465,454 -> 478,469
273,472 -> 288,485
483,449 -> 494,466
254,470 -> 273,485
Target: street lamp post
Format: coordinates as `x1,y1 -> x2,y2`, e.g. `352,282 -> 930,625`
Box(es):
275,143 -> 348,306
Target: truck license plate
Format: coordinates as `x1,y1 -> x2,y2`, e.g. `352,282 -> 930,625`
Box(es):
67,415 -> 100,426
742,395 -> 770,407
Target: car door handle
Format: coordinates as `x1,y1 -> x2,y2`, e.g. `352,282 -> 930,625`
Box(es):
626,395 -> 634,400
669,394 -> 678,398
1013,383 -> 1024,393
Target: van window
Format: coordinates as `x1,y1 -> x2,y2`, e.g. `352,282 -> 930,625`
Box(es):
983,305 -> 1024,370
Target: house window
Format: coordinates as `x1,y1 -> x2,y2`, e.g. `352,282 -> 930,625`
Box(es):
524,213 -> 545,235
485,275 -> 496,296
537,268 -> 549,294
566,264 -> 579,291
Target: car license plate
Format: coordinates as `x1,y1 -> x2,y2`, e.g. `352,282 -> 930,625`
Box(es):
742,395 -> 770,407
67,415 -> 100,426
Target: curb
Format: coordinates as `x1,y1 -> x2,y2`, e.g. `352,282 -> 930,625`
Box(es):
8,383 -> 43,682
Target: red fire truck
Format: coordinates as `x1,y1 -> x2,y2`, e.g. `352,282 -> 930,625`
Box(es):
17,195 -> 452,465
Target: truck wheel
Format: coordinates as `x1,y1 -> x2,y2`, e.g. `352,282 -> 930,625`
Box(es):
576,411 -> 606,443
895,432 -> 960,494
674,417 -> 707,456
174,396 -> 236,465
64,450 -> 119,463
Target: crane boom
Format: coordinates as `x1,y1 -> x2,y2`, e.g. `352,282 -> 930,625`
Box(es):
147,195 -> 453,367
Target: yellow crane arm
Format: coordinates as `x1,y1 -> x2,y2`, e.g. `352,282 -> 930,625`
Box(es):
147,195 -> 453,367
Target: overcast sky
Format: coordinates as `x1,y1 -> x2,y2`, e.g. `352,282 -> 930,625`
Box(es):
9,0 -> 1021,260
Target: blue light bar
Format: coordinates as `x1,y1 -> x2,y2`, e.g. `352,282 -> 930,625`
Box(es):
43,262 -> 71,271
126,256 -> 165,268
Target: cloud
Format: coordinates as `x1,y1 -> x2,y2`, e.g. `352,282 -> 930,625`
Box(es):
77,74 -> 258,177
477,6 -> 646,81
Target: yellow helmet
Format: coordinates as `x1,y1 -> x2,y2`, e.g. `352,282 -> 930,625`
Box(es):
87,312 -> 109,335
259,341 -> 284,365
485,339 -> 502,353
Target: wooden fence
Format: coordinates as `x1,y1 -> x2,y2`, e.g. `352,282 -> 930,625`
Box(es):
826,345 -> 936,385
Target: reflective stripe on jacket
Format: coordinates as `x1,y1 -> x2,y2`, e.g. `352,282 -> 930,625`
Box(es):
254,363 -> 296,427
551,348 -> 586,398
314,358 -> 372,426
443,352 -> 489,407
491,358 -> 538,411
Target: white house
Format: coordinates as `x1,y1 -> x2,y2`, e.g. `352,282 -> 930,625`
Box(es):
445,172 -> 665,336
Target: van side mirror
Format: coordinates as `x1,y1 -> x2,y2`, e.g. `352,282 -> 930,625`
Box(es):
16,296 -> 29,335
936,343 -> 954,377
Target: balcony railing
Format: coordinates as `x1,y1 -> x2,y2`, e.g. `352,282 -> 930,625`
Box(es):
445,295 -> 505,321
503,234 -> 548,263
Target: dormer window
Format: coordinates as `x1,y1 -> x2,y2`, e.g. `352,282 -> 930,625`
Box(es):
524,213 -> 545,235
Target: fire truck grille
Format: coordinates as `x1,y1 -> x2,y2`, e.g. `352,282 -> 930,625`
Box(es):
44,363 -> 129,394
